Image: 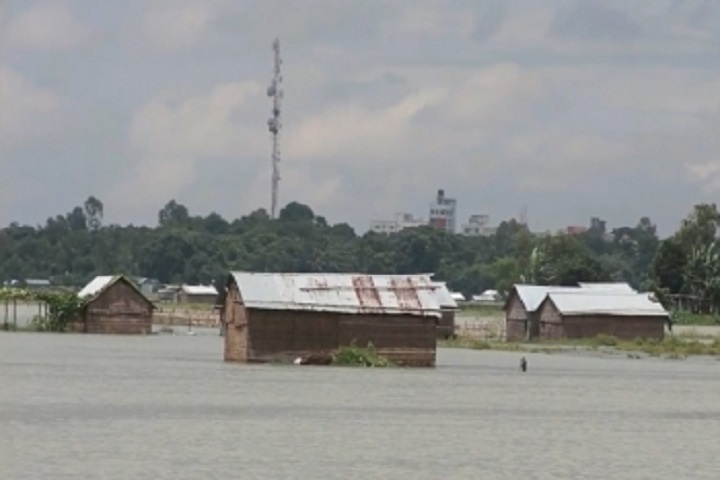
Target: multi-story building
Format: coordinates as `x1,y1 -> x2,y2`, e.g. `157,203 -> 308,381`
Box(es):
429,189 -> 457,233
369,213 -> 426,234
461,214 -> 496,236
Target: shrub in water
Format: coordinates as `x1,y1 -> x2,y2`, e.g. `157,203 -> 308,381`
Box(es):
333,342 -> 392,367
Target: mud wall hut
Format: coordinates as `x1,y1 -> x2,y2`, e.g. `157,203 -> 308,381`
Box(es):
537,291 -> 668,341
221,272 -> 442,367
77,275 -> 154,334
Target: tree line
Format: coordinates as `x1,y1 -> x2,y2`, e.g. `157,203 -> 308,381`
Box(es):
1,197 -> 718,310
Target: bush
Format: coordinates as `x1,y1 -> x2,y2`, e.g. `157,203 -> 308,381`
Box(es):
333,343 -> 392,367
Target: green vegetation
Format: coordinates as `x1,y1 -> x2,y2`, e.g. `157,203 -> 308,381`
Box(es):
2,196 -> 720,319
332,344 -> 393,367
671,311 -> 720,326
441,333 -> 720,358
0,288 -> 82,332
0,196 -> 661,299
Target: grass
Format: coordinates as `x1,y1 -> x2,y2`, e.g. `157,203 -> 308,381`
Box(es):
440,333 -> 720,359
671,311 -> 720,326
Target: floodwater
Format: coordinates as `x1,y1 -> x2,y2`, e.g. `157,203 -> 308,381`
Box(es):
1,330 -> 719,480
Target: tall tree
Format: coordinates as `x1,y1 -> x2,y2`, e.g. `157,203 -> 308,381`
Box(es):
84,196 -> 104,231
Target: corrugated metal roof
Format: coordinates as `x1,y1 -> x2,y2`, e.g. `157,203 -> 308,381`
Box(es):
513,285 -> 582,312
546,291 -> 669,317
451,292 -> 466,302
228,272 -> 442,317
78,275 -> 116,298
577,282 -> 636,293
431,282 -> 459,309
181,285 -> 218,296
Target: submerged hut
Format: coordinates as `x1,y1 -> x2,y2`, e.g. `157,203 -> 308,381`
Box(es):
537,291 -> 669,341
504,285 -> 579,341
219,272 -> 442,367
431,281 -> 459,339
76,275 -> 154,334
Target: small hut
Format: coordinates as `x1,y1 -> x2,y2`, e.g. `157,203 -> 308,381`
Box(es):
431,281 -> 459,339
76,275 -> 154,334
220,272 -> 442,367
504,285 -> 579,341
177,284 -> 218,304
537,291 -> 669,341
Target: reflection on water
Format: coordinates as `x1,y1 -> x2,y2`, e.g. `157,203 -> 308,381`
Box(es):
1,332 -> 719,480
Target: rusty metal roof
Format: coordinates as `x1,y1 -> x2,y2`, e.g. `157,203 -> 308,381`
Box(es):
228,272 -> 442,317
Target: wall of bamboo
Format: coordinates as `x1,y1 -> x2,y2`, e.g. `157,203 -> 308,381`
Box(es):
83,281 -> 153,334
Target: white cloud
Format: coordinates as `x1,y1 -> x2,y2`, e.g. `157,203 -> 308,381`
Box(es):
286,88 -> 448,162
108,81 -> 263,209
4,4 -> 87,51
395,5 -> 475,36
685,161 -> 720,194
0,66 -> 62,209
0,67 -> 61,149
142,3 -> 216,50
439,63 -> 541,124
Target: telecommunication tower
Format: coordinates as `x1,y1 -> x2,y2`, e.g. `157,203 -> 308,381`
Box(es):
267,38 -> 283,218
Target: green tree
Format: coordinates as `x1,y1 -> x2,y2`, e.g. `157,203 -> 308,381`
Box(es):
83,196 -> 104,231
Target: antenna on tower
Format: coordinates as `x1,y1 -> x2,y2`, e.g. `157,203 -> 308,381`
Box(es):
519,204 -> 528,226
267,38 -> 283,219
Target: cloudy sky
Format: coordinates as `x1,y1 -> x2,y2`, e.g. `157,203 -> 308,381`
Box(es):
2,0 -> 720,236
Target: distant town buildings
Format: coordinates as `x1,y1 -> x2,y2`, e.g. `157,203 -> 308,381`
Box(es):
429,189 -> 457,233
370,213 -> 426,234
461,214 -> 496,237
370,188 -> 503,236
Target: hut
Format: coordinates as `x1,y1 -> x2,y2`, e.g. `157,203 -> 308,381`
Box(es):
431,281 -> 459,339
220,272 -> 442,367
177,284 -> 218,304
536,291 -> 669,341
503,285 -> 579,341
76,275 -> 154,334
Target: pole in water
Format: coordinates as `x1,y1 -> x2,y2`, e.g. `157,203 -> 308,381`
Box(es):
520,356 -> 527,372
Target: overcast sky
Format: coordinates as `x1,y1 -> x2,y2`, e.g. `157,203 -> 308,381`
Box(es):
2,0 -> 720,236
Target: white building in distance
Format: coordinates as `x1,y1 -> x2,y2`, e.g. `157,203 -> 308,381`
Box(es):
369,213 -> 426,234
461,214 -> 496,236
429,189 -> 457,234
